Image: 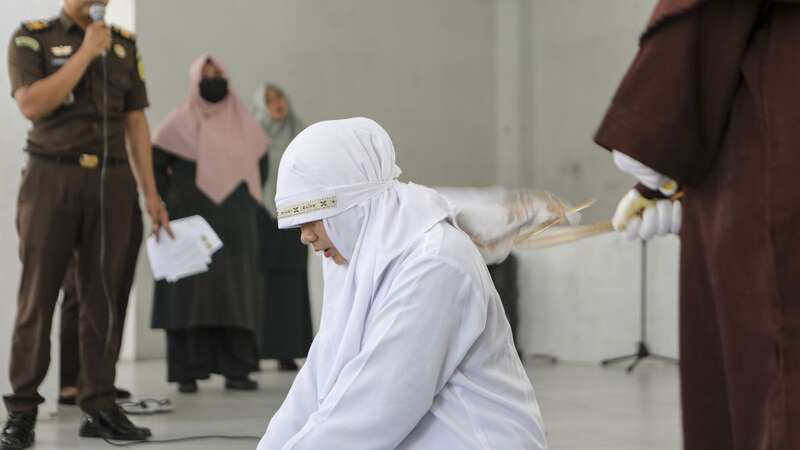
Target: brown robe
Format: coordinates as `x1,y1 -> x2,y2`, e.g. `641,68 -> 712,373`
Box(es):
595,1 -> 800,449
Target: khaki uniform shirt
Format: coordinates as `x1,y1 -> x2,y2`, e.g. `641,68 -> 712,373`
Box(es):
7,10 -> 149,158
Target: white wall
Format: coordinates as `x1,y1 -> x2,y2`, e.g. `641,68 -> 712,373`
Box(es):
106,0 -> 136,32
128,0 -> 498,359
138,0 -> 496,187
0,0 -> 63,417
516,235 -> 679,363
494,0 -> 524,188
526,0 -> 657,222
512,0 -> 679,362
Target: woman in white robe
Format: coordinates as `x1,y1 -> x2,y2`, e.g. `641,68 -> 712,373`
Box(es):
258,117 -> 548,450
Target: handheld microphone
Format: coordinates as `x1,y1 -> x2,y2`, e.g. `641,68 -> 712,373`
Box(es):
89,3 -> 107,60
89,2 -> 106,22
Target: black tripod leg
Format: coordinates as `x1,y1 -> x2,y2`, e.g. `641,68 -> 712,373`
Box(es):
650,354 -> 679,364
601,243 -> 682,372
529,354 -> 559,365
601,353 -> 638,366
626,356 -> 644,373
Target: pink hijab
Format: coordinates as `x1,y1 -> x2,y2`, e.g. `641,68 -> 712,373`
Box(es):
153,54 -> 270,204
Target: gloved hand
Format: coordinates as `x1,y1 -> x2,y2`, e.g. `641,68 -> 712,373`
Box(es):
613,151 -> 678,196
612,189 -> 681,240
612,150 -> 682,240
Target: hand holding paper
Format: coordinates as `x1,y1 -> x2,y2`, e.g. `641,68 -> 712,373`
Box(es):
146,215 -> 223,282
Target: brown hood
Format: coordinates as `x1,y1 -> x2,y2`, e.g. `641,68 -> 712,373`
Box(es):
643,0 -> 707,40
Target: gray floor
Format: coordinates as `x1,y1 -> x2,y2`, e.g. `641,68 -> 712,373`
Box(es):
32,358 -> 681,450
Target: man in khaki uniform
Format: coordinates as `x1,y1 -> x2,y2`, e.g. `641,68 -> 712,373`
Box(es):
1,0 -> 171,448
59,206 -> 142,405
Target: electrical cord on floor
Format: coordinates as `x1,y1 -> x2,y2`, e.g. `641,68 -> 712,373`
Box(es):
106,396 -> 262,445
0,404 -> 265,447
107,399 -> 261,445
102,435 -> 261,447
0,421 -> 262,447
117,398 -> 173,415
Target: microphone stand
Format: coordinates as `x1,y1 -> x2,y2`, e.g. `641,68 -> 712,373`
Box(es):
600,240 -> 679,373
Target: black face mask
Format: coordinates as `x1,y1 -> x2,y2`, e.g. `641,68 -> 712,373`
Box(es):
199,77 -> 228,103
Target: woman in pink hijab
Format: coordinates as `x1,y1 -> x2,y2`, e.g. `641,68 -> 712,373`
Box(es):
150,55 -> 270,394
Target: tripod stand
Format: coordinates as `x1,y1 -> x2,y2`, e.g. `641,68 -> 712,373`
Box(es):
601,240 -> 678,373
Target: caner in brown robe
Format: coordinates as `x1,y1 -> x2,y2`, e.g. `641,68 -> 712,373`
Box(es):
595,1 -> 800,449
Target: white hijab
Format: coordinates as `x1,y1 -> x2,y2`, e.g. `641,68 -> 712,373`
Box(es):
275,117 -> 453,403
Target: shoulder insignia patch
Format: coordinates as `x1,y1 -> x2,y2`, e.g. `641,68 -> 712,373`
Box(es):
113,43 -> 127,59
22,20 -> 52,32
15,36 -> 40,52
112,26 -> 136,42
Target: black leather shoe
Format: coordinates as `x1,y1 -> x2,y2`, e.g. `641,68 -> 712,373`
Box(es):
79,406 -> 151,441
1,410 -> 36,450
278,359 -> 299,372
178,381 -> 198,394
115,387 -> 132,400
58,395 -> 77,406
225,377 -> 259,391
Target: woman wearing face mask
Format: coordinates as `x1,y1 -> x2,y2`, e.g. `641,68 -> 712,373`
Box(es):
150,55 -> 269,393
258,118 -> 547,450
252,84 -> 312,372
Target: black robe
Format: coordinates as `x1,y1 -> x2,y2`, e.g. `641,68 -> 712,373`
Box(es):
150,146 -> 266,332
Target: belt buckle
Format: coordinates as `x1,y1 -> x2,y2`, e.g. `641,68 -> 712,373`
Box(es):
79,154 -> 99,169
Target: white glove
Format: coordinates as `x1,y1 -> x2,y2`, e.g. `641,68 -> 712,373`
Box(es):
613,151 -> 678,196
613,189 -> 682,240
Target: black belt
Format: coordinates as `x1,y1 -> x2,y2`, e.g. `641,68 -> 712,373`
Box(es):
27,152 -> 128,169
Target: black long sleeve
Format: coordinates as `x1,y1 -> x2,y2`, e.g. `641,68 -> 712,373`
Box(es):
152,145 -> 175,198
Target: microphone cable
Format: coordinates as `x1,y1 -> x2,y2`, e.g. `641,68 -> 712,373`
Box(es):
84,1 -> 118,358
99,40 -> 119,358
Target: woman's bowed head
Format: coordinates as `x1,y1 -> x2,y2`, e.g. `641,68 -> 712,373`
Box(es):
300,220 -> 347,266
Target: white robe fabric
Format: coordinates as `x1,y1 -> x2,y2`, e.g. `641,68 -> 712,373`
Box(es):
434,187 -> 582,265
259,117 -> 548,450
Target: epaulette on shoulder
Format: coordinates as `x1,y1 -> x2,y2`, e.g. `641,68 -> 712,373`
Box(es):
22,19 -> 54,33
112,26 -> 136,43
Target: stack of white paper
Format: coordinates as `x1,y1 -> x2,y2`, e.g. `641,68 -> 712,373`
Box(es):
146,215 -> 223,283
